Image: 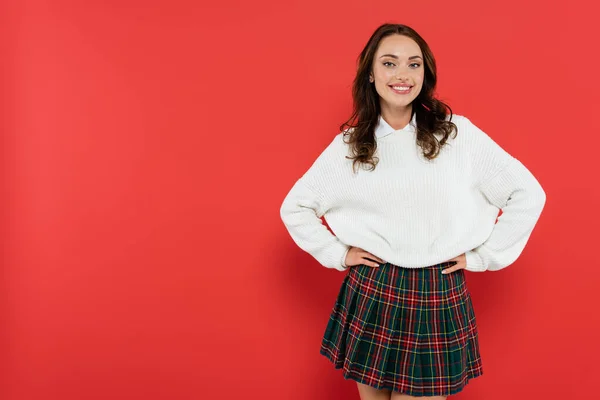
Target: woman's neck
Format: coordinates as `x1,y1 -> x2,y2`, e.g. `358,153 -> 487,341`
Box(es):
380,105 -> 413,131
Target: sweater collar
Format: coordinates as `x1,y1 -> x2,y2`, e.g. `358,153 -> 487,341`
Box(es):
375,112 -> 417,139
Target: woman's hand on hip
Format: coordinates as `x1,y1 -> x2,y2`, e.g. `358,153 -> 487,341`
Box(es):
441,253 -> 467,274
344,247 -> 385,268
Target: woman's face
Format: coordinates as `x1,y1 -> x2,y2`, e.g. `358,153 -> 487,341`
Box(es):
370,34 -> 425,113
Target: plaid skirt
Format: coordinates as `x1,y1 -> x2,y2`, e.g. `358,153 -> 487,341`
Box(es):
320,261 -> 483,397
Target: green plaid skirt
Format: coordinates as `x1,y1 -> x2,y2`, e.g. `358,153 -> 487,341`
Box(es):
320,261 -> 483,397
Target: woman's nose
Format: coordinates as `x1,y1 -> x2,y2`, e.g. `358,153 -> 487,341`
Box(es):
395,71 -> 408,81
395,66 -> 412,81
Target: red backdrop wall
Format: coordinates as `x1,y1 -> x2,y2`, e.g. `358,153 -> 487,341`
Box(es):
2,0 -> 599,399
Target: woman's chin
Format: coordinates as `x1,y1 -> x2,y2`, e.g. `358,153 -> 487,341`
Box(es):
382,99 -> 414,109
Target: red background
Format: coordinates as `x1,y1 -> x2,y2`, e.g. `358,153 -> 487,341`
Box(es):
2,1 -> 599,399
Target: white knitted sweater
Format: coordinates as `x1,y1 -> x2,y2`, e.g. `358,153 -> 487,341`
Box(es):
279,113 -> 546,272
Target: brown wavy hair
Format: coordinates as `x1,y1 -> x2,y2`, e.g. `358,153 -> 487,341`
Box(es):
341,23 -> 458,173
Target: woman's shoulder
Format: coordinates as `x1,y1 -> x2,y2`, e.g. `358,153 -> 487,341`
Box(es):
445,113 -> 469,125
445,113 -> 486,139
304,131 -> 349,171
444,113 -> 511,158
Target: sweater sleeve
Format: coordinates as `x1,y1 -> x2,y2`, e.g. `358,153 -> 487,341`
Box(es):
461,117 -> 547,272
279,178 -> 351,272
279,135 -> 351,272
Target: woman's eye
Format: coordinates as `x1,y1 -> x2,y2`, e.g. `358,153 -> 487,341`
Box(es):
383,61 -> 421,68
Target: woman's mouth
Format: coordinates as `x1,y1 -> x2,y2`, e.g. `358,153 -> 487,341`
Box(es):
389,85 -> 413,95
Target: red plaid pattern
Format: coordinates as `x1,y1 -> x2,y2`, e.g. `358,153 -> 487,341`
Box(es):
320,261 -> 483,396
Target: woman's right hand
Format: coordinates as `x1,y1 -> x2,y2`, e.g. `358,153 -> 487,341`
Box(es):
344,246 -> 386,268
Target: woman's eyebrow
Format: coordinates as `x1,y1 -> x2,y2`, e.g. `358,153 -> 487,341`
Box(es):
379,54 -> 423,60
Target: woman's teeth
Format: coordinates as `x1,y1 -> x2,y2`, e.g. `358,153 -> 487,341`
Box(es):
390,85 -> 412,94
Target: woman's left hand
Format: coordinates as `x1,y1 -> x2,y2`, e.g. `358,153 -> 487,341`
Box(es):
441,253 -> 467,274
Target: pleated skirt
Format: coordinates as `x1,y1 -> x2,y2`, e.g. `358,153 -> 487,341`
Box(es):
319,261 -> 483,397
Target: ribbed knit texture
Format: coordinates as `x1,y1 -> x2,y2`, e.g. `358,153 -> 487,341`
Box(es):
279,114 -> 546,272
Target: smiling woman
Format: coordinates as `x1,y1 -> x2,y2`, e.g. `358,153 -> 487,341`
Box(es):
339,24 -> 461,175
279,22 -> 546,400
371,37 -> 425,113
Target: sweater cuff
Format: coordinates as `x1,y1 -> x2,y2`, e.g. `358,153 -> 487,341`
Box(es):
464,250 -> 488,272
337,245 -> 351,272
